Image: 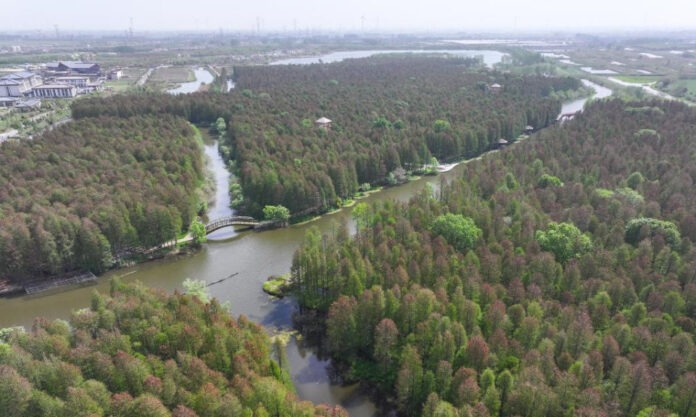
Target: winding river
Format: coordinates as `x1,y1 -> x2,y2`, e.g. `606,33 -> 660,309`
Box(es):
168,67 -> 215,95
0,74 -> 610,416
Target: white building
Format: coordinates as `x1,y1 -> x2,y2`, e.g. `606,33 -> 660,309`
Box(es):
108,69 -> 123,80
31,84 -> 77,98
0,79 -> 23,97
0,97 -> 19,107
0,71 -> 43,97
54,76 -> 90,88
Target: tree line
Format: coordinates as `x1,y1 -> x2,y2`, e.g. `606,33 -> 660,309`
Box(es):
291,99 -> 696,417
0,280 -> 347,417
0,115 -> 205,281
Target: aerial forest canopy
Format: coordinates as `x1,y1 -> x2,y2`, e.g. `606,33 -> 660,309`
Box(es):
291,99 -> 696,417
0,116 -> 205,280
0,280 -> 347,417
73,56 -> 578,216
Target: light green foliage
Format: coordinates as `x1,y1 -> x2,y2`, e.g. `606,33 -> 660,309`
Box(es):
624,106 -> 665,116
634,129 -> 660,139
537,173 -> 563,188
263,205 -> 290,222
214,117 -> 226,136
595,187 -> 643,206
263,274 -> 291,297
535,222 -> 593,263
504,172 -> 519,190
433,119 -> 451,133
615,187 -> 644,206
0,327 -> 25,343
188,217 -> 207,246
182,278 -> 209,303
595,188 -> 615,198
229,181 -> 244,208
352,202 -> 373,230
430,213 -> 482,252
372,116 -> 392,129
625,218 -> 681,249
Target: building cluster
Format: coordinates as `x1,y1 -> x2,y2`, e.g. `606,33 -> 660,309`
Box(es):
0,61 -> 110,110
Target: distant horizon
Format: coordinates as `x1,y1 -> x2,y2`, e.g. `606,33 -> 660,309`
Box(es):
4,0 -> 696,34
2,27 -> 696,39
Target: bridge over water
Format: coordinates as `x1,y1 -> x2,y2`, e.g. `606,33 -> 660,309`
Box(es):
205,216 -> 260,234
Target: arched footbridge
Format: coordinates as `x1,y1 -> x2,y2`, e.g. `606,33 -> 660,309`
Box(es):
205,216 -> 260,234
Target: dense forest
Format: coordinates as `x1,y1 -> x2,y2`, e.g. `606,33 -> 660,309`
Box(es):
291,99 -> 696,417
0,280 -> 347,417
73,56 -> 578,217
0,116 -> 205,280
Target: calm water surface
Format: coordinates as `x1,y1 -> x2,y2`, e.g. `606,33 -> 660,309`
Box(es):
168,68 -> 215,95
272,49 -> 507,68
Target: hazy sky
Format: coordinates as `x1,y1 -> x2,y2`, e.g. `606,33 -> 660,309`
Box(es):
5,0 -> 696,33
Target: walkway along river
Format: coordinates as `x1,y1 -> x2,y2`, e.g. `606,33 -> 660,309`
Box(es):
0,80 -> 611,417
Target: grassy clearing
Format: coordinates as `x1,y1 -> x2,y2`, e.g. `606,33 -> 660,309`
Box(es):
150,66 -> 195,83
146,66 -> 196,92
672,79 -> 696,93
614,75 -> 662,84
103,68 -> 148,93
662,79 -> 696,102
104,79 -> 134,92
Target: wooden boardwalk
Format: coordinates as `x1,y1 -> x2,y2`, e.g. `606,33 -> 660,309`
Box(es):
24,272 -> 97,295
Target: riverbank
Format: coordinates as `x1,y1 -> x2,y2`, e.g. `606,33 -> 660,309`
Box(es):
168,67 -> 215,94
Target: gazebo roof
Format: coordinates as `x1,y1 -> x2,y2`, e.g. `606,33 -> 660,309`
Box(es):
315,117 -> 332,124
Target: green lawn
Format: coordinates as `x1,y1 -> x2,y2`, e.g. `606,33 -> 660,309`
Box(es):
613,75 -> 662,84
663,78 -> 696,101
104,79 -> 134,92
149,66 -> 195,83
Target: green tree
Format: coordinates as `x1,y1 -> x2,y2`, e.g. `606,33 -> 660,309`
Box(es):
673,372 -> 696,417
626,171 -> 645,190
433,119 -> 451,133
215,117 -> 226,136
263,205 -> 290,223
430,213 -> 482,252
397,345 -> 425,416
625,217 -> 681,249
128,394 -> 170,417
537,173 -> 563,188
0,365 -> 32,417
188,218 -> 207,247
535,222 -> 593,263
182,278 -> 210,303
352,202 -> 373,231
